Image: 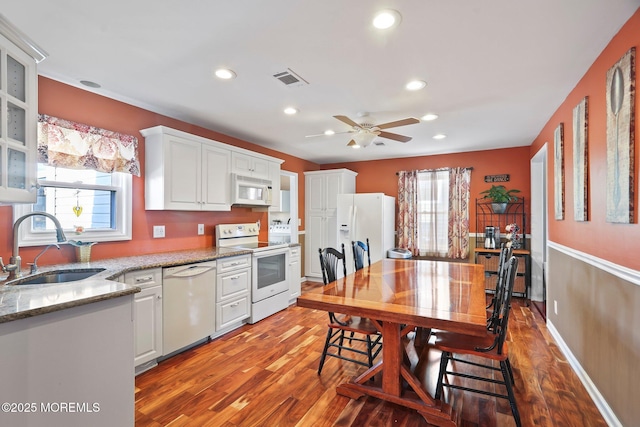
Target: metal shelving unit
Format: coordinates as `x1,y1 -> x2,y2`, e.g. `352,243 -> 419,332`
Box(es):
475,198 -> 529,298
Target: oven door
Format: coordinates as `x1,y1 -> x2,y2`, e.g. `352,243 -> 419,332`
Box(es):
252,248 -> 289,302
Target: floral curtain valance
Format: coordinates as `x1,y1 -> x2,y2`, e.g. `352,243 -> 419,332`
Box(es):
37,114 -> 140,176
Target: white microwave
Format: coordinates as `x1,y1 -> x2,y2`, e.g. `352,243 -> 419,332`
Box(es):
231,173 -> 273,206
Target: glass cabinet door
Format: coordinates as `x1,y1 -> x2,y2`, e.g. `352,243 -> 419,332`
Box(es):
0,30 -> 39,203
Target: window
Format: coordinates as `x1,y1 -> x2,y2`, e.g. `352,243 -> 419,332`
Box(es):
14,164 -> 132,247
416,170 -> 449,257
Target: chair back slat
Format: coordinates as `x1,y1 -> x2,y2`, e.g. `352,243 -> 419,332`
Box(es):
351,238 -> 371,271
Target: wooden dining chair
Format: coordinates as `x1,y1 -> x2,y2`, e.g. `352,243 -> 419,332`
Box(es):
486,243 -> 513,311
317,244 -> 382,375
351,238 -> 371,271
434,256 -> 521,427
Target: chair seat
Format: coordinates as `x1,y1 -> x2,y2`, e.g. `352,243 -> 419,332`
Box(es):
434,330 -> 509,362
328,316 -> 380,335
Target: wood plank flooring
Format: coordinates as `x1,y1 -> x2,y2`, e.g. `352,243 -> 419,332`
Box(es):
135,282 -> 606,426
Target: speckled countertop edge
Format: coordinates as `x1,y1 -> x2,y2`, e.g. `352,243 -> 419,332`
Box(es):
0,247 -> 253,324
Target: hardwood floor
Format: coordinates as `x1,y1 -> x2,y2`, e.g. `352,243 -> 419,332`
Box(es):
135,282 -> 606,426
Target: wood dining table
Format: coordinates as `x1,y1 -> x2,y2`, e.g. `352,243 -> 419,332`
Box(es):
296,258 -> 487,427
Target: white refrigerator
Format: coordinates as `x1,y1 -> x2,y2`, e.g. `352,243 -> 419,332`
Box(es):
337,193 -> 396,275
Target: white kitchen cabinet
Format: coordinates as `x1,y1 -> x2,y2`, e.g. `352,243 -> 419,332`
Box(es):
304,169 -> 357,279
125,268 -> 163,374
232,151 -> 270,179
0,18 -> 45,203
289,245 -> 301,302
141,126 -> 231,211
215,254 -> 251,333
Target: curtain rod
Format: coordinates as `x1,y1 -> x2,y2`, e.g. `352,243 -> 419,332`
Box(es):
395,166 -> 473,175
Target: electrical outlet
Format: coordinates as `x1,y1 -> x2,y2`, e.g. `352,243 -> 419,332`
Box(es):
153,225 -> 165,238
198,224 -> 205,235
554,300 -> 558,315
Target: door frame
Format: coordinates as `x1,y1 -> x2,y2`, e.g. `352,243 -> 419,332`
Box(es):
530,144 -> 548,304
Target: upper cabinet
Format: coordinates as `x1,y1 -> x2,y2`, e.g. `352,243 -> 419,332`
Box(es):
141,126 -> 283,211
231,152 -> 270,179
142,127 -> 231,211
0,16 -> 47,203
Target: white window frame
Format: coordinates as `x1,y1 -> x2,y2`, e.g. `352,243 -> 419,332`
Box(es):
13,170 -> 132,247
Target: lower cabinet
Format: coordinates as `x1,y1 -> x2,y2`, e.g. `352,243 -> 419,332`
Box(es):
289,246 -> 301,302
215,255 -> 251,332
125,268 -> 163,373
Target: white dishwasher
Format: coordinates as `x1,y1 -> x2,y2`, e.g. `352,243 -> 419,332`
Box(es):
162,261 -> 216,356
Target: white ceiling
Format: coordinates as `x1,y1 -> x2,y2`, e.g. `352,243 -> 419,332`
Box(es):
3,1 -> 640,164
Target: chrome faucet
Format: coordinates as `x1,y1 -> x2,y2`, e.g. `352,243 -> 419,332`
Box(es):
1,212 -> 66,281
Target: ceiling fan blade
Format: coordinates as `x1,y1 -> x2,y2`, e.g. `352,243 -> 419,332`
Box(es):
333,115 -> 361,128
378,131 -> 412,142
305,130 -> 351,138
376,117 -> 420,129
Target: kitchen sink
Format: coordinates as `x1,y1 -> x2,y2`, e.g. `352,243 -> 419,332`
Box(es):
15,268 -> 106,285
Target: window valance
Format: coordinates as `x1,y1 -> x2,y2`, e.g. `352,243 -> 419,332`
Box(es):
37,114 -> 140,176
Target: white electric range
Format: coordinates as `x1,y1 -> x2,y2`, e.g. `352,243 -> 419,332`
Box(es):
215,223 -> 290,323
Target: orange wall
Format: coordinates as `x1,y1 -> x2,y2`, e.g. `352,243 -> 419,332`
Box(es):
0,77 -> 317,265
325,146 -> 531,234
530,8 -> 640,270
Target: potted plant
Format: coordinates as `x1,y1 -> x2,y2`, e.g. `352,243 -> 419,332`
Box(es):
480,185 -> 520,213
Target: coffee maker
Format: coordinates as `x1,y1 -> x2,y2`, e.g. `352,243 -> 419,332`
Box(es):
484,226 -> 500,249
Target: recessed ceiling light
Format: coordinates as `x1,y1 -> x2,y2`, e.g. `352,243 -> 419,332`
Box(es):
214,68 -> 236,79
421,113 -> 439,121
284,107 -> 298,115
324,130 -> 335,136
373,9 -> 401,29
433,133 -> 447,140
406,80 -> 427,91
80,80 -> 101,88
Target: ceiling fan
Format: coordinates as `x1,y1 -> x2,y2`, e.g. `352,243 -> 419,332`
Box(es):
306,114 -> 420,148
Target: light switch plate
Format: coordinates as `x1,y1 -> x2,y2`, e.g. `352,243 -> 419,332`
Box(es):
198,224 -> 205,235
153,225 -> 165,238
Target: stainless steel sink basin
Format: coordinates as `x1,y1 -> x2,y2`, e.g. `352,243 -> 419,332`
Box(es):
15,268 -> 106,285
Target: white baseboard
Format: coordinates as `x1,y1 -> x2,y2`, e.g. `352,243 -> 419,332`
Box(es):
546,320 -> 622,427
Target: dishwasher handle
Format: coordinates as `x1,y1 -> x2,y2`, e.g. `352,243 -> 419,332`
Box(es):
164,264 -> 215,279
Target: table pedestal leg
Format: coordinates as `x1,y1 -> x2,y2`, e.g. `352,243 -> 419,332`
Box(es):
335,322 -> 459,426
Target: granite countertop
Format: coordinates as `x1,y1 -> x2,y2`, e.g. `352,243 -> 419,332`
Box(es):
0,247 -> 252,324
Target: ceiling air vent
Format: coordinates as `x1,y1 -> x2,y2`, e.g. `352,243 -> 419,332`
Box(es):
374,141 -> 386,146
273,68 -> 309,87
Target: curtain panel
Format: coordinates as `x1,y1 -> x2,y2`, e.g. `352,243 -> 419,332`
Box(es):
447,167 -> 471,259
397,170 -> 418,256
37,114 -> 140,176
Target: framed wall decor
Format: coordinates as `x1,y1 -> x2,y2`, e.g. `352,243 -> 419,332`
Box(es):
573,96 -> 589,221
554,123 -> 565,220
605,47 -> 635,224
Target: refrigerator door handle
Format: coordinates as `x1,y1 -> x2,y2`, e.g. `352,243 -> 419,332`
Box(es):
352,205 -> 357,241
